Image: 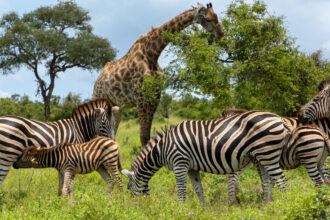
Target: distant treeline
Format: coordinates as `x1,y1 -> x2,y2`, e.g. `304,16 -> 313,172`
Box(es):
0,92 -> 226,122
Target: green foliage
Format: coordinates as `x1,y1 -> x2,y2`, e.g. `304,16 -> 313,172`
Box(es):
50,93 -> 82,121
0,1 -> 116,119
170,94 -> 222,120
0,93 -> 82,121
0,95 -> 44,120
164,0 -> 330,116
138,74 -> 165,104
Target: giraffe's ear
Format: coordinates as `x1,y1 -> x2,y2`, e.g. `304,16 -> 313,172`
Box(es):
95,108 -> 105,115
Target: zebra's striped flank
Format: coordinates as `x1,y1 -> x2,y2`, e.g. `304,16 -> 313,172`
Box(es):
122,111 -> 289,204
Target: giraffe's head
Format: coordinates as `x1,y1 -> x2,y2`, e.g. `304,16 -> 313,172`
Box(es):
194,3 -> 224,40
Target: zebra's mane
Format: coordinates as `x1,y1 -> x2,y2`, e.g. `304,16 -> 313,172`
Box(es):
71,99 -> 113,117
26,141 -> 69,156
131,126 -> 171,171
220,108 -> 248,119
317,79 -> 330,91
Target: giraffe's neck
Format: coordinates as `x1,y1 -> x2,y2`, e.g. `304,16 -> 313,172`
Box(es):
128,9 -> 196,66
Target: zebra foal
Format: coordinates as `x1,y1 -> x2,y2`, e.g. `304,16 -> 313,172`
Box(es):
14,136 -> 123,197
0,99 -> 118,189
122,111 -> 289,204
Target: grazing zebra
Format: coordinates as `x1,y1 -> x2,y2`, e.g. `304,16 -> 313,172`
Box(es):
122,111 -> 289,204
0,99 -> 118,189
14,136 -> 123,197
222,109 -> 330,204
298,79 -> 330,123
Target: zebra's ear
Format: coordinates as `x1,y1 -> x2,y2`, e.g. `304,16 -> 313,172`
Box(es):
95,108 -> 105,115
112,106 -> 121,114
121,169 -> 134,178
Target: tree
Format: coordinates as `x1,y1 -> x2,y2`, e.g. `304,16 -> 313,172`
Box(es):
0,1 -> 116,120
164,0 -> 329,117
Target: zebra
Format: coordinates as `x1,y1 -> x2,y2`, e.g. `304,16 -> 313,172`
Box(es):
0,99 -> 118,189
14,136 -> 123,198
122,111 -> 289,204
297,79 -> 330,123
222,109 -> 330,204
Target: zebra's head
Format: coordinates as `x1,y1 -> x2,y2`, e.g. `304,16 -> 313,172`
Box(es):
121,128 -> 168,196
298,79 -> 330,123
121,169 -> 150,196
95,106 -> 120,139
13,145 -> 56,169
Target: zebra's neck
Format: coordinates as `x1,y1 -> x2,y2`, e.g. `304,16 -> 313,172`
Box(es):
132,134 -> 164,181
33,146 -> 67,168
284,117 -> 330,138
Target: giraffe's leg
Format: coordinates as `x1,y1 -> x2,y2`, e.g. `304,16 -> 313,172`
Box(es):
188,170 -> 205,204
97,166 -> 114,193
173,163 -> 189,203
137,105 -> 156,146
227,172 -> 241,205
135,81 -> 161,146
112,106 -> 122,139
58,170 -> 64,196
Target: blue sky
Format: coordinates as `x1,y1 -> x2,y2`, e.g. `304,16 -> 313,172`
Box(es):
0,0 -> 329,101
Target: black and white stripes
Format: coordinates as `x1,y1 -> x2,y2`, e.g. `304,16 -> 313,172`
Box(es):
122,111 -> 289,203
298,79 -> 330,123
15,136 -> 123,197
0,99 -> 116,188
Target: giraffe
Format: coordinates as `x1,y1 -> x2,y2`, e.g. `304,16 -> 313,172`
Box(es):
93,3 -> 224,146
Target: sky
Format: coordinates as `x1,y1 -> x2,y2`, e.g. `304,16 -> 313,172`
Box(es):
0,0 -> 329,101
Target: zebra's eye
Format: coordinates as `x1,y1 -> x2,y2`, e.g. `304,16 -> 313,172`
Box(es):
313,97 -> 320,102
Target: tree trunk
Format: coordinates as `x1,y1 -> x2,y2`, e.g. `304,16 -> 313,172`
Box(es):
43,96 -> 51,121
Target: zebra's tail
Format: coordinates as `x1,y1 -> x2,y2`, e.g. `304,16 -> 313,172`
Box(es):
117,148 -> 123,173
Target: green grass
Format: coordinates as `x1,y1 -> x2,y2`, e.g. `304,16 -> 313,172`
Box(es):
1,116 -> 329,219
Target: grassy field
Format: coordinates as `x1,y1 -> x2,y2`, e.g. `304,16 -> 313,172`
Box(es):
0,116 -> 329,219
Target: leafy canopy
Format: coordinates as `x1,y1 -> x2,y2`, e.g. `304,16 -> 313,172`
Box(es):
0,1 -> 116,119
164,0 -> 330,117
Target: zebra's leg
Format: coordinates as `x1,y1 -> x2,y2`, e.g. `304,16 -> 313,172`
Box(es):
97,166 -> 114,193
322,160 -> 330,185
0,165 -> 11,189
173,164 -> 189,203
302,162 -> 325,187
107,164 -> 123,192
62,170 -> 75,198
226,172 -> 241,205
58,170 -> 64,196
0,153 -> 20,188
188,170 -> 205,204
255,163 -> 274,203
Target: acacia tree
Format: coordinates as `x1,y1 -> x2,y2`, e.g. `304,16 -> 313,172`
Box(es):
0,1 -> 116,120
164,0 -> 329,117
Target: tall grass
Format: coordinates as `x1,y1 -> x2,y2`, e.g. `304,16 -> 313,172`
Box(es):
1,116 -> 329,219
